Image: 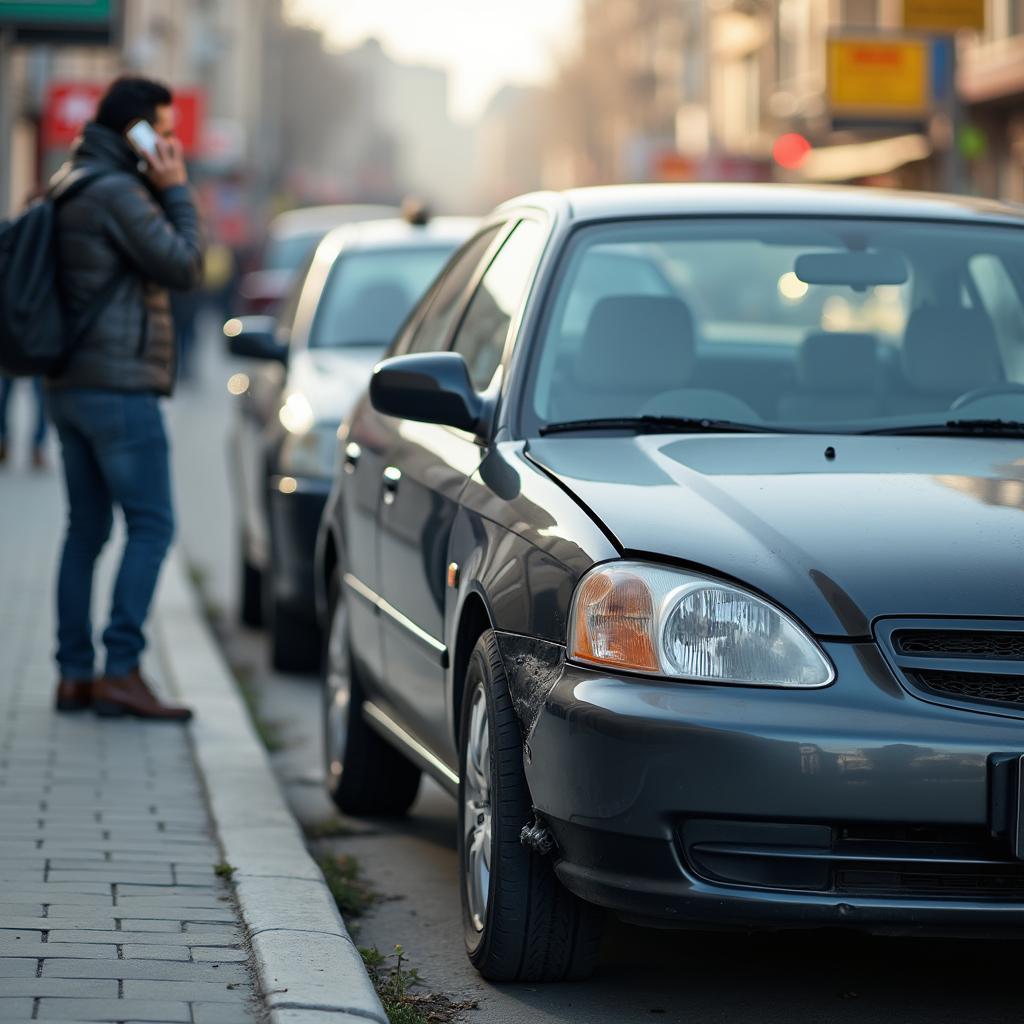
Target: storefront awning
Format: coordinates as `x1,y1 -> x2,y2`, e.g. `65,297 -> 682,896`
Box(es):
798,133 -> 932,183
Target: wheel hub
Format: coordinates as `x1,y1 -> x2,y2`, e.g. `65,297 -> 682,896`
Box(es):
463,684 -> 492,933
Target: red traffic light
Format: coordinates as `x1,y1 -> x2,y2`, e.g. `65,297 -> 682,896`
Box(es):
773,132 -> 812,170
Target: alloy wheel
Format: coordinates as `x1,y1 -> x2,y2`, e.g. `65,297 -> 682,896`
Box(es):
463,683 -> 492,933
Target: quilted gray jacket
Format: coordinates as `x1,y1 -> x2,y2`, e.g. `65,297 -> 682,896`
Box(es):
49,123 -> 203,396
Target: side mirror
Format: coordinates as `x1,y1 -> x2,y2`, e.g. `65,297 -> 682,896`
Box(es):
370,352 -> 484,434
223,316 -> 287,362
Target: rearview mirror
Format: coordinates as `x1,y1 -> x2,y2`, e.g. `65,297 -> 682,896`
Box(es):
223,316 -> 287,362
370,353 -> 484,434
794,250 -> 908,289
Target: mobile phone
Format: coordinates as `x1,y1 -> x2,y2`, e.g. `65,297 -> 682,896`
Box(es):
126,119 -> 160,161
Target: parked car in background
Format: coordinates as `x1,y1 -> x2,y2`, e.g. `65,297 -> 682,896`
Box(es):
315,184 -> 1024,982
226,214 -> 476,670
237,203 -> 398,315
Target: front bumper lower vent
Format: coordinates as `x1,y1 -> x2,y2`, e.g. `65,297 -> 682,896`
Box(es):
680,820 -> 1024,899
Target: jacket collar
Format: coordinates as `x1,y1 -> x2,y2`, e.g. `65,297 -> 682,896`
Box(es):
72,122 -> 142,174
49,122 -> 146,196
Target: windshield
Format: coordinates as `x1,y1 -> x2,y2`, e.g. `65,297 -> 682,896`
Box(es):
310,246 -> 456,349
264,231 -> 324,272
526,217 -> 1024,434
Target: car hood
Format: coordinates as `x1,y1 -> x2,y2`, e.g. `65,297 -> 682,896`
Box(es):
287,346 -> 385,424
526,434 -> 1024,637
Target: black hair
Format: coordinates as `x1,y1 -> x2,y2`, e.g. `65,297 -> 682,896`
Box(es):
95,76 -> 173,135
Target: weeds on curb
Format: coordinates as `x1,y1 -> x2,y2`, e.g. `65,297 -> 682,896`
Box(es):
360,945 -> 477,1024
318,853 -> 378,918
214,862 -> 236,879
303,817 -> 361,840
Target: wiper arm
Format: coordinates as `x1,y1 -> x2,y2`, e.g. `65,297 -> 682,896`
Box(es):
862,418 -> 1024,437
538,415 -> 776,436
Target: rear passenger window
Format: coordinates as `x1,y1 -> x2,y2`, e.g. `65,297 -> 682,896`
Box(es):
407,228 -> 501,354
451,220 -> 545,391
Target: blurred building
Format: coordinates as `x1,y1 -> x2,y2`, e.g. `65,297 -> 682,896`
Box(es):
961,0 -> 1024,200
544,0 -> 1024,200
5,0 -> 282,231
474,85 -> 546,209
333,38 -> 475,212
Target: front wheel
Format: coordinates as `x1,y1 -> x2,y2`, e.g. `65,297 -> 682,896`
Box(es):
459,631 -> 603,982
322,571 -> 421,816
238,539 -> 263,628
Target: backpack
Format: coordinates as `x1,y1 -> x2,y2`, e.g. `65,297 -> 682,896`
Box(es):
0,168 -> 124,377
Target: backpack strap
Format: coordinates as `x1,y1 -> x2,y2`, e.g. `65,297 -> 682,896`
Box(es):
50,165 -> 112,206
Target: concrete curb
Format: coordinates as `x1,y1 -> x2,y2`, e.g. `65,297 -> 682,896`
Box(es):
154,548 -> 387,1024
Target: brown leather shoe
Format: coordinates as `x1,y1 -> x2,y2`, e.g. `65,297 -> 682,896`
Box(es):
93,669 -> 192,722
55,678 -> 93,712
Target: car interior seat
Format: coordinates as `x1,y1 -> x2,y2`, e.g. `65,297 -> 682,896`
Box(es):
552,295 -> 697,421
889,306 -> 1003,415
777,332 -> 881,423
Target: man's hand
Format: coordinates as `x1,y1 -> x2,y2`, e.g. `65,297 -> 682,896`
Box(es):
146,137 -> 188,191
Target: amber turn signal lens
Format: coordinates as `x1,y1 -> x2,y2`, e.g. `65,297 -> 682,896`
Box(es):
571,570 -> 659,672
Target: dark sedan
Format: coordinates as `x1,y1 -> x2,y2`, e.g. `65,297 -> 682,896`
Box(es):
225,215 -> 475,670
315,184 -> 1024,982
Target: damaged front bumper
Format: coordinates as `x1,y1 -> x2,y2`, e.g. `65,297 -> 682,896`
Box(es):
496,633 -> 1024,934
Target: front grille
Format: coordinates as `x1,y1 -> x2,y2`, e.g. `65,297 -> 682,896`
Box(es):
912,669 -> 1024,707
681,819 -> 1024,900
876,619 -> 1024,716
893,630 -> 1024,660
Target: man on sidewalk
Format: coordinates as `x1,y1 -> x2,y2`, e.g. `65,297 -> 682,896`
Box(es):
48,76 -> 202,720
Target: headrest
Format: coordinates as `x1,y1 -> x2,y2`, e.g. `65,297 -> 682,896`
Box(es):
576,295 -> 695,393
902,306 -> 1003,394
798,332 -> 878,393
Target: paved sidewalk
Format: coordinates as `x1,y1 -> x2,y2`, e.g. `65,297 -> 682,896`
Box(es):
0,414 -> 261,1021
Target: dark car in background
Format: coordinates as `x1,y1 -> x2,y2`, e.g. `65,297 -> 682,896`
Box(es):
226,215 -> 475,670
315,184 -> 1024,982
237,203 -> 398,315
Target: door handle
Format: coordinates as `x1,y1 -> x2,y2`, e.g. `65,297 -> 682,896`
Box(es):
382,466 -> 401,505
343,442 -> 361,474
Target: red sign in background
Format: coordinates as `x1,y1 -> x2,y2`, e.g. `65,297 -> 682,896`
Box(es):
43,82 -> 206,154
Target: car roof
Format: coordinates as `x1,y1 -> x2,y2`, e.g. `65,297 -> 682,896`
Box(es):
500,183 -> 1024,227
269,204 -> 401,239
317,216 -> 479,255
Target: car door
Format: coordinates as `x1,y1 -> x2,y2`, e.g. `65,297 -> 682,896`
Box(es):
376,217 -> 548,758
341,226 -> 502,691
233,277 -> 303,572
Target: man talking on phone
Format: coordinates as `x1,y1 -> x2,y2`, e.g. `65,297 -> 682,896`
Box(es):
46,76 -> 202,720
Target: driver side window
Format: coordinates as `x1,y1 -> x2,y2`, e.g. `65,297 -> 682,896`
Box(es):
406,228 -> 501,354
450,219 -> 546,391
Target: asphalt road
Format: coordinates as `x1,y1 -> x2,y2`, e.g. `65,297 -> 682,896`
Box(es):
169,325 -> 1024,1024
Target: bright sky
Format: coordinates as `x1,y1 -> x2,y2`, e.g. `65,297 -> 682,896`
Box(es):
284,0 -> 579,121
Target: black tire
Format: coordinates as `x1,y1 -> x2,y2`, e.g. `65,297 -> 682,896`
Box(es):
267,586 -> 322,674
239,540 -> 264,628
322,571 -> 421,817
459,631 -> 603,982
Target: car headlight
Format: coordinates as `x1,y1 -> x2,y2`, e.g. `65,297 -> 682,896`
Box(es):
568,561 -> 834,688
278,421 -> 339,479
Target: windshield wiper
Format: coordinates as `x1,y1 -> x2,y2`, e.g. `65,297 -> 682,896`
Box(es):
862,418 -> 1024,437
538,415 -> 777,436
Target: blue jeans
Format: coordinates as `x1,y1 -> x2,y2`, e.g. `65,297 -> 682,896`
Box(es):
48,389 -> 175,679
0,376 -> 48,447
